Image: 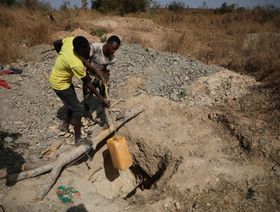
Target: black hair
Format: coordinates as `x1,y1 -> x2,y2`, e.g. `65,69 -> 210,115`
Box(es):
73,36 -> 89,52
107,35 -> 121,45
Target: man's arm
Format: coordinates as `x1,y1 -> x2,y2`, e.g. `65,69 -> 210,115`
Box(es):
81,74 -> 110,107
81,58 -> 109,84
53,39 -> 63,53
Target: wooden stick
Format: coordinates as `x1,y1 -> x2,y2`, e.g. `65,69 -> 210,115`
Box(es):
41,140 -> 63,157
7,107 -> 144,200
110,99 -> 123,108
105,84 -> 117,135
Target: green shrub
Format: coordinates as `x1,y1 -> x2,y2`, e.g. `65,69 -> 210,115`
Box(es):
215,2 -> 236,14
91,0 -> 149,14
168,1 -> 185,12
100,35 -> 107,42
0,0 -> 16,5
0,0 -> 51,10
92,28 -> 107,37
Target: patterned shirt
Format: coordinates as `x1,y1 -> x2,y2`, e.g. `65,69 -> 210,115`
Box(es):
89,43 -> 116,71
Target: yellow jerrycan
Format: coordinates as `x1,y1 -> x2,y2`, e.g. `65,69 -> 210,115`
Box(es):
107,136 -> 133,170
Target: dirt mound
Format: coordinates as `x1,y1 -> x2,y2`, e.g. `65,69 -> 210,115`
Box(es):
76,16 -> 172,50
185,69 -> 258,106
53,28 -> 99,43
52,16 -> 172,51
99,94 -> 277,212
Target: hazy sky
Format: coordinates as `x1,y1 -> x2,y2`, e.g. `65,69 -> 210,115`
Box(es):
47,0 -> 280,9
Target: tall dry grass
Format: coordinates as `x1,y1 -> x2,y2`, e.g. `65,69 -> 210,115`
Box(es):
0,6 -> 53,64
1,6 -> 279,82
51,9 -> 101,32
130,9 -> 280,81
0,6 -> 102,64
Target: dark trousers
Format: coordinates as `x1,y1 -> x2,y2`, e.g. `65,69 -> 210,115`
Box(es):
83,77 -> 106,98
54,84 -> 85,121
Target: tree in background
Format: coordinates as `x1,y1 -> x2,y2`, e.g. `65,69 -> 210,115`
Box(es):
91,0 -> 118,12
218,2 -> 236,13
202,1 -> 207,9
60,0 -> 70,10
91,0 -> 150,13
81,0 -> 88,10
168,1 -> 185,11
150,0 -> 160,10
0,0 -> 51,10
91,0 -> 100,9
121,0 -> 150,13
0,0 -> 16,5
22,0 -> 38,8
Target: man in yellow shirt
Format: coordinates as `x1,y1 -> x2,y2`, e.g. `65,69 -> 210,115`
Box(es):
49,36 -> 110,144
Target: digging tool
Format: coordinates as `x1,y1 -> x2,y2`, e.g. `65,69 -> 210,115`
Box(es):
104,84 -> 117,134
41,48 -> 55,54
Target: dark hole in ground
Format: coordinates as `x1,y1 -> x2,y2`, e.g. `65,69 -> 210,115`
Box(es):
238,135 -> 251,153
246,186 -> 256,200
124,160 -> 168,199
67,204 -> 88,212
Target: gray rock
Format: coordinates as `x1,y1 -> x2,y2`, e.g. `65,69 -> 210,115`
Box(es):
4,137 -> 13,142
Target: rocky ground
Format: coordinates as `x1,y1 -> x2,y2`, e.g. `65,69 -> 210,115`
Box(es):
0,40 -> 279,211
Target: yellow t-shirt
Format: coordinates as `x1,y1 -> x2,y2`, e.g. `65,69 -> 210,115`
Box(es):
49,37 -> 86,90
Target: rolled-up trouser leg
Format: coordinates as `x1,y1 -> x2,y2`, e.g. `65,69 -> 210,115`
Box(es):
91,77 -> 106,97
54,85 -> 85,140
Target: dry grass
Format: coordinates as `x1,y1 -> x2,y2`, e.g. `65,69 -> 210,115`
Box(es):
51,9 -> 101,32
126,34 -> 146,45
1,6 -> 279,82
0,7 -> 101,64
129,9 -> 280,81
0,6 -> 53,64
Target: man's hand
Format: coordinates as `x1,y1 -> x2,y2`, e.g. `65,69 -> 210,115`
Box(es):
94,69 -> 107,84
103,69 -> 110,85
102,72 -> 110,85
101,97 -> 111,108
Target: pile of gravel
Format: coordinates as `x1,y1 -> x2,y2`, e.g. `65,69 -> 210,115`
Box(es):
111,43 -> 222,101
0,45 -> 59,168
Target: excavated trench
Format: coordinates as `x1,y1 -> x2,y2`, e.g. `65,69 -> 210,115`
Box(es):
124,148 -> 182,200
208,112 -> 253,153
85,137 -> 182,202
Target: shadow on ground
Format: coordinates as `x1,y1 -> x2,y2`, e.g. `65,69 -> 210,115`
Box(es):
56,95 -> 107,128
67,204 -> 88,212
0,130 -> 25,186
102,149 -> 120,181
